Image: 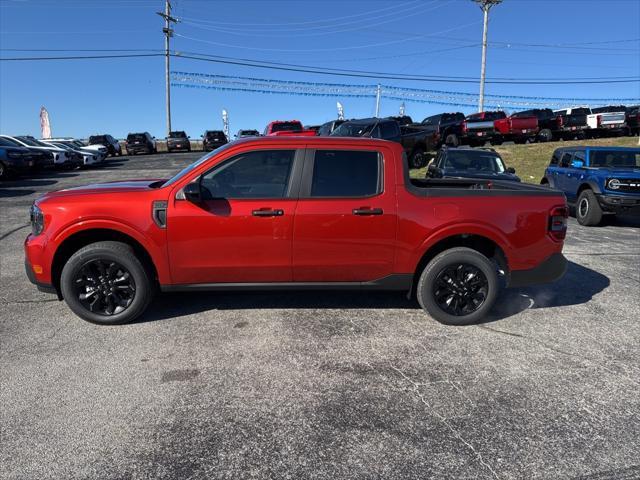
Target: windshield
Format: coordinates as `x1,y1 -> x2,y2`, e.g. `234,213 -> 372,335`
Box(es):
89,136 -> 107,144
15,136 -> 47,147
331,122 -> 374,137
162,142 -> 235,187
238,130 -> 258,136
444,151 -> 506,173
590,149 -> 640,168
270,122 -> 303,133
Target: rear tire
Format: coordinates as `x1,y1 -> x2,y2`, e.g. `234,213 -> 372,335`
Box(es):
60,241 -> 154,325
538,128 -> 553,142
445,133 -> 459,147
416,247 -> 499,326
576,189 -> 603,226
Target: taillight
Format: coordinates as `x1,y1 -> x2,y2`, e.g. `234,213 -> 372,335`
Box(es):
557,115 -> 564,127
548,205 -> 568,241
462,121 -> 468,133
597,115 -> 602,128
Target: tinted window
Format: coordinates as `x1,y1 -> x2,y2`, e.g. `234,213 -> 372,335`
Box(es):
444,151 -> 505,173
589,149 -> 640,168
550,151 -> 561,165
270,122 -> 303,133
560,152 -> 574,167
0,137 -> 20,147
201,149 -> 295,199
127,134 -> 146,142
170,131 -> 187,138
421,115 -> 439,125
380,121 -> 400,140
310,150 -> 380,197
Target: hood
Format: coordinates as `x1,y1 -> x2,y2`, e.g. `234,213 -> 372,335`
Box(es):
38,179 -> 164,201
594,168 -> 640,176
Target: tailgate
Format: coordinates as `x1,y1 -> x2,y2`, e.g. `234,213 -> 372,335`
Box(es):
509,117 -> 538,132
599,112 -> 626,126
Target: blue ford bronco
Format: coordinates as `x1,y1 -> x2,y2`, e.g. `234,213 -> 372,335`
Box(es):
541,146 -> 640,226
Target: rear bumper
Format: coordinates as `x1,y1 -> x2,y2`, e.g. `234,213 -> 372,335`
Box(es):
508,253 -> 567,288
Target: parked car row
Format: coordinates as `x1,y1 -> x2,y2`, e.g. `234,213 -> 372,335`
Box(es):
0,134 -> 110,180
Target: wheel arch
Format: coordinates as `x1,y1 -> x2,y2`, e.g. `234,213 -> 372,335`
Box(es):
410,232 -> 508,298
578,180 -> 601,195
51,228 -> 159,298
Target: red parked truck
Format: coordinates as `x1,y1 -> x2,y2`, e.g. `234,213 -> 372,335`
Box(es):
263,120 -> 317,137
494,113 -> 539,144
25,137 -> 568,326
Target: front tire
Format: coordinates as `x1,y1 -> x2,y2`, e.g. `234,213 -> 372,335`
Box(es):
416,247 -> 499,326
60,241 -> 153,325
576,189 -> 603,226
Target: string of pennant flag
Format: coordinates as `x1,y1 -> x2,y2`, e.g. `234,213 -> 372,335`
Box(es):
171,71 -> 640,110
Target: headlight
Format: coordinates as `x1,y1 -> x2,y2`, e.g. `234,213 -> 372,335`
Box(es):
30,204 -> 45,236
608,178 -> 621,190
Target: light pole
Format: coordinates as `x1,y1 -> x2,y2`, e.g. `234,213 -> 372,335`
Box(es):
157,1 -> 178,137
473,0 -> 502,112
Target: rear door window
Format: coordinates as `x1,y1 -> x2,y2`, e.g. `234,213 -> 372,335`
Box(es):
560,152 -> 574,167
308,150 -> 381,197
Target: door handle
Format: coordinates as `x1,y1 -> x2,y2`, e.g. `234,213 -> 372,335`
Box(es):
252,209 -> 284,217
352,207 -> 383,216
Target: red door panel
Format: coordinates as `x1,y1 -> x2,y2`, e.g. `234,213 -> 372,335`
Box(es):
293,199 -> 397,282
167,198 -> 296,284
292,147 -> 398,282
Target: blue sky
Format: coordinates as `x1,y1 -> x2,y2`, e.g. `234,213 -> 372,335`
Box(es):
1,0 -> 639,139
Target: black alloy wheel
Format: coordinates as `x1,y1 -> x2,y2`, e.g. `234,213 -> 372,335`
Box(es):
432,264 -> 488,316
74,259 -> 136,316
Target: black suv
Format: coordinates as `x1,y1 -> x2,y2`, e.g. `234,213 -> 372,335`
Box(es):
166,131 -> 191,153
236,129 -> 260,138
88,134 -> 122,156
427,147 -> 520,182
330,117 -> 401,142
202,130 -> 228,151
125,132 -> 156,155
317,119 -> 345,136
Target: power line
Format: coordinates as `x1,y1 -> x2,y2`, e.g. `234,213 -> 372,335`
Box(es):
2,51 -> 638,85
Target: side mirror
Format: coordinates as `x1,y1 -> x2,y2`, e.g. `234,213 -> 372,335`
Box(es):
427,164 -> 443,178
571,160 -> 584,168
181,182 -> 201,203
187,136 -> 191,139
506,167 -> 516,174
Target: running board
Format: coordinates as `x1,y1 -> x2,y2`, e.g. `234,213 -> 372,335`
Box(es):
161,274 -> 413,293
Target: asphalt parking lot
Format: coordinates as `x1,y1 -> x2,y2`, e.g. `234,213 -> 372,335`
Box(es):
1,152 -> 639,480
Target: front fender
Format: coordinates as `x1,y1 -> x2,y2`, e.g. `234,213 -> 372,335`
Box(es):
52,219 -> 171,284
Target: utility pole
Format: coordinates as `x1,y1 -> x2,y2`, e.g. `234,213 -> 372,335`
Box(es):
473,0 -> 502,112
375,84 -> 381,117
157,1 -> 178,137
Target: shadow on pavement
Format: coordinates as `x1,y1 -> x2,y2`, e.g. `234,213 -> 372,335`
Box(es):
0,188 -> 36,198
0,178 -> 57,188
138,260 -> 609,324
487,260 -> 610,321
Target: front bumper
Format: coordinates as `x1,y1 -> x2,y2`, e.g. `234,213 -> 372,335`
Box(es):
597,193 -> 640,213
508,253 -> 567,288
25,259 -> 57,295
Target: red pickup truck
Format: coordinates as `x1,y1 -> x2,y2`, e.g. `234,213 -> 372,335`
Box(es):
25,137 -> 568,326
494,114 -> 539,144
264,120 -> 317,137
